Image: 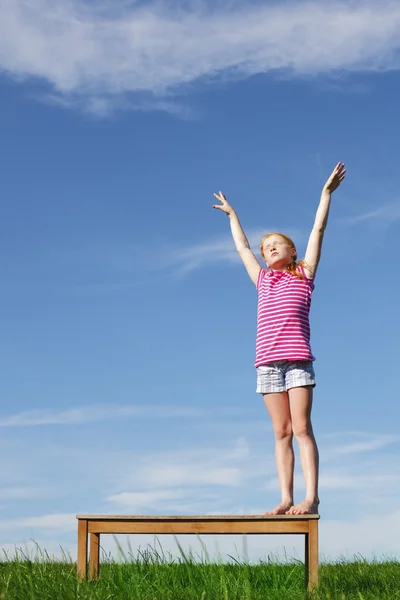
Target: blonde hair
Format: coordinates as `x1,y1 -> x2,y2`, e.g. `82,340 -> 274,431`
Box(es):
260,232 -> 306,279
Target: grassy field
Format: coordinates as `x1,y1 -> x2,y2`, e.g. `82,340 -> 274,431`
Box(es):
0,541 -> 399,600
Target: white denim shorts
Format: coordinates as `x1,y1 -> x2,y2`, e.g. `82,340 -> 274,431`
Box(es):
256,360 -> 316,394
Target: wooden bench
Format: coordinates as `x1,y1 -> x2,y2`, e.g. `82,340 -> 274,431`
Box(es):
76,514 -> 319,591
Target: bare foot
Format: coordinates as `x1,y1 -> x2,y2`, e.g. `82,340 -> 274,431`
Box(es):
264,501 -> 293,515
285,499 -> 320,515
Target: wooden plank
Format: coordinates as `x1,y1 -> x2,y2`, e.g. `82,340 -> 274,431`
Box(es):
77,519 -> 88,580
77,514 -> 319,521
88,520 -> 309,535
89,533 -> 100,580
307,519 -> 319,591
304,532 -> 309,590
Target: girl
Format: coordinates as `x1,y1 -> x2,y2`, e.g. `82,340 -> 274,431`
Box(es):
213,162 -> 346,515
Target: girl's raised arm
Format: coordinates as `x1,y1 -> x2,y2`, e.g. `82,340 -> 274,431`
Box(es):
213,191 -> 262,286
304,162 -> 346,279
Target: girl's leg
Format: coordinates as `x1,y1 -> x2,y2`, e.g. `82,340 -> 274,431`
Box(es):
263,392 -> 295,515
286,386 -> 319,515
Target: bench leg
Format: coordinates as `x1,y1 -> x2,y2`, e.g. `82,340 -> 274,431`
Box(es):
89,533 -> 100,580
305,519 -> 319,591
77,519 -> 88,579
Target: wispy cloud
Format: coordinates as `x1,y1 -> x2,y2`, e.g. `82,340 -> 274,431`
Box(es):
0,487 -> 50,500
3,0 -> 400,114
320,511 -> 400,560
160,227 -> 305,275
106,489 -> 188,513
107,436 -> 253,500
0,513 -> 76,533
0,404 -> 205,427
326,433 -> 400,458
103,429 -> 400,517
319,472 -> 400,490
341,200 -> 400,225
105,488 -> 232,513
64,228 -> 285,283
136,465 -> 244,488
161,235 -> 244,276
18,226 -> 303,293
40,91 -> 200,119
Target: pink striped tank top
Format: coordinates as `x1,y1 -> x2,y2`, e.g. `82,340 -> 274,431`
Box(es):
255,266 -> 315,367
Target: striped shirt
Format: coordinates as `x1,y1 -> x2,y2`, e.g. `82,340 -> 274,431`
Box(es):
255,267 -> 315,367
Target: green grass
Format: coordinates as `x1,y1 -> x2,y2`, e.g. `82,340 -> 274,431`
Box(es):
0,539 -> 399,600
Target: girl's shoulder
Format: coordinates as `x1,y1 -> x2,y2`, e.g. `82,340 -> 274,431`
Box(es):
296,264 -> 315,282
294,266 -> 315,292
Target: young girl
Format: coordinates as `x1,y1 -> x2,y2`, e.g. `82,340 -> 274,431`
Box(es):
213,162 -> 346,515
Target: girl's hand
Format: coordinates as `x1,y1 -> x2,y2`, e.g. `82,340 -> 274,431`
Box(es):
323,162 -> 346,193
213,191 -> 234,216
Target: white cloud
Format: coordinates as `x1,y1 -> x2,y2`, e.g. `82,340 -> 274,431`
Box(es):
0,487 -> 50,500
106,489 -> 188,512
0,513 -> 76,533
326,434 -> 400,457
106,436 -> 255,500
40,90 -> 199,119
320,511 -> 400,560
319,472 -> 400,490
341,200 -> 400,225
32,227 -> 305,288
159,227 -> 304,275
63,228 -> 272,282
139,465 -> 244,488
0,404 -> 204,427
162,235 -> 243,275
2,1 -> 400,114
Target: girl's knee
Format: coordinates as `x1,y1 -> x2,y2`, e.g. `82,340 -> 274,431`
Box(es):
274,423 -> 293,441
292,422 -> 314,439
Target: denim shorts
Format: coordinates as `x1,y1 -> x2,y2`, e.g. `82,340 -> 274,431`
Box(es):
256,360 -> 316,394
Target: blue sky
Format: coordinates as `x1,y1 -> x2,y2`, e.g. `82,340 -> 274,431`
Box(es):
1,0 -> 400,564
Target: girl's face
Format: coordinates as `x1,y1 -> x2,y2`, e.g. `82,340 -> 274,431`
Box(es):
262,235 -> 296,269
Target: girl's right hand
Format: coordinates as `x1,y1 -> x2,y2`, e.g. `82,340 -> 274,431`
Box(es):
323,162 -> 346,193
213,191 -> 234,216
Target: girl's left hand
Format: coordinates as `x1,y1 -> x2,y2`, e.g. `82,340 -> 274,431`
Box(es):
323,162 -> 346,193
